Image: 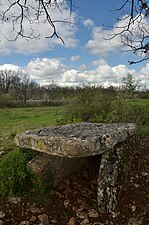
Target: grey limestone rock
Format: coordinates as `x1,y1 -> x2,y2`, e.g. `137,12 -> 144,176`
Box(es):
14,122 -> 136,157
14,122 -> 138,212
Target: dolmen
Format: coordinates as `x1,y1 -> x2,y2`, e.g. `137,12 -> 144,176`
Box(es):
14,122 -> 138,211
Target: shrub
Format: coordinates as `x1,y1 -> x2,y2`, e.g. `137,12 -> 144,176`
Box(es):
28,171 -> 53,203
106,93 -> 131,123
107,93 -> 149,127
0,148 -> 32,197
64,85 -> 114,123
0,93 -> 17,108
0,148 -> 52,199
64,86 -> 149,134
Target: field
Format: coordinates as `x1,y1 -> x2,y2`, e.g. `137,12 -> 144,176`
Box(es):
0,104 -> 149,224
0,101 -> 149,151
0,106 -> 64,151
126,98 -> 149,137
127,98 -> 149,105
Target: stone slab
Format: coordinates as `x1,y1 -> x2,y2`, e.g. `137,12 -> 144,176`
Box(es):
14,122 -> 136,157
27,153 -> 88,187
97,135 -> 138,211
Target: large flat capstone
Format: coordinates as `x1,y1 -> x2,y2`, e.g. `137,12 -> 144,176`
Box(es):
14,122 -> 136,157
14,122 -> 138,211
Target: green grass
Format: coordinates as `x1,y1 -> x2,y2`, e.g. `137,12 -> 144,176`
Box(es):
128,99 -> 149,137
139,126 -> 149,137
128,98 -> 149,105
0,98 -> 149,151
0,147 -> 53,200
0,106 -> 65,151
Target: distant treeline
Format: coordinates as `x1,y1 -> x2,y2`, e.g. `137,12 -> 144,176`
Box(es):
0,70 -> 149,107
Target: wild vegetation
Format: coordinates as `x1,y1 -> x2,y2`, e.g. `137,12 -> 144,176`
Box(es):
65,87 -> 149,136
0,147 -> 53,201
0,70 -> 149,108
0,73 -> 149,201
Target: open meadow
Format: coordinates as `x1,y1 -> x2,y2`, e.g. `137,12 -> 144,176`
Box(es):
0,98 -> 149,151
0,99 -> 149,225
0,106 -> 64,151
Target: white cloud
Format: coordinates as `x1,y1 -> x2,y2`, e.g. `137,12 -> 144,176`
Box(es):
86,26 -> 121,56
0,58 -> 148,88
85,14 -> 149,57
92,59 -> 107,66
83,19 -> 95,28
0,64 -> 21,71
79,64 -> 86,70
62,69 -> 78,83
61,60 -> 136,85
139,63 -> 149,87
61,69 -> 89,84
0,1 -> 78,55
112,65 -> 135,79
71,55 -> 81,62
140,63 -> 149,74
26,58 -> 66,85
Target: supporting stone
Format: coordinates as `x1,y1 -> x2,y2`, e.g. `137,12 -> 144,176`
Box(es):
27,153 -> 87,187
97,136 -> 138,211
14,122 -> 138,212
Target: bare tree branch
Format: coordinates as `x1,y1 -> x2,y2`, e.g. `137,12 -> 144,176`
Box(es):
1,0 -> 149,64
0,0 -> 74,43
109,0 -> 149,64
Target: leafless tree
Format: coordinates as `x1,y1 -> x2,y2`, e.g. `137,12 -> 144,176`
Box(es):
0,69 -> 17,93
13,73 -> 38,103
110,0 -> 149,64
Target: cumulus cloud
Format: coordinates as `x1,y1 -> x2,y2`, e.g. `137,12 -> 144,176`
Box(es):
0,64 -> 21,71
92,59 -> 107,66
85,26 -> 121,56
83,19 -> 95,28
0,1 -> 78,55
61,69 -> 89,85
61,60 -> 135,85
26,58 -> 66,85
0,58 -> 148,88
71,55 -> 81,62
112,65 -> 135,79
85,14 -> 149,57
139,63 -> 149,87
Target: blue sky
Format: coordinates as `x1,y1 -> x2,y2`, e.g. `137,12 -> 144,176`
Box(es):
0,0 -> 149,87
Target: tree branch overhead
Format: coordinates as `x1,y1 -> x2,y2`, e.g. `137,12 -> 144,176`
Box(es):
1,1 -> 149,64
0,0 -> 73,43
110,0 -> 149,64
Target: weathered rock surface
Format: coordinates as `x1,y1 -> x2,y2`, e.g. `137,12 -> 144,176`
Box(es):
0,212 -> 5,219
14,122 -> 138,212
14,122 -> 136,157
97,136 -> 138,211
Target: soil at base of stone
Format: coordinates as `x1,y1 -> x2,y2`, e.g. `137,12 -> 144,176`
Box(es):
0,139 -> 148,225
